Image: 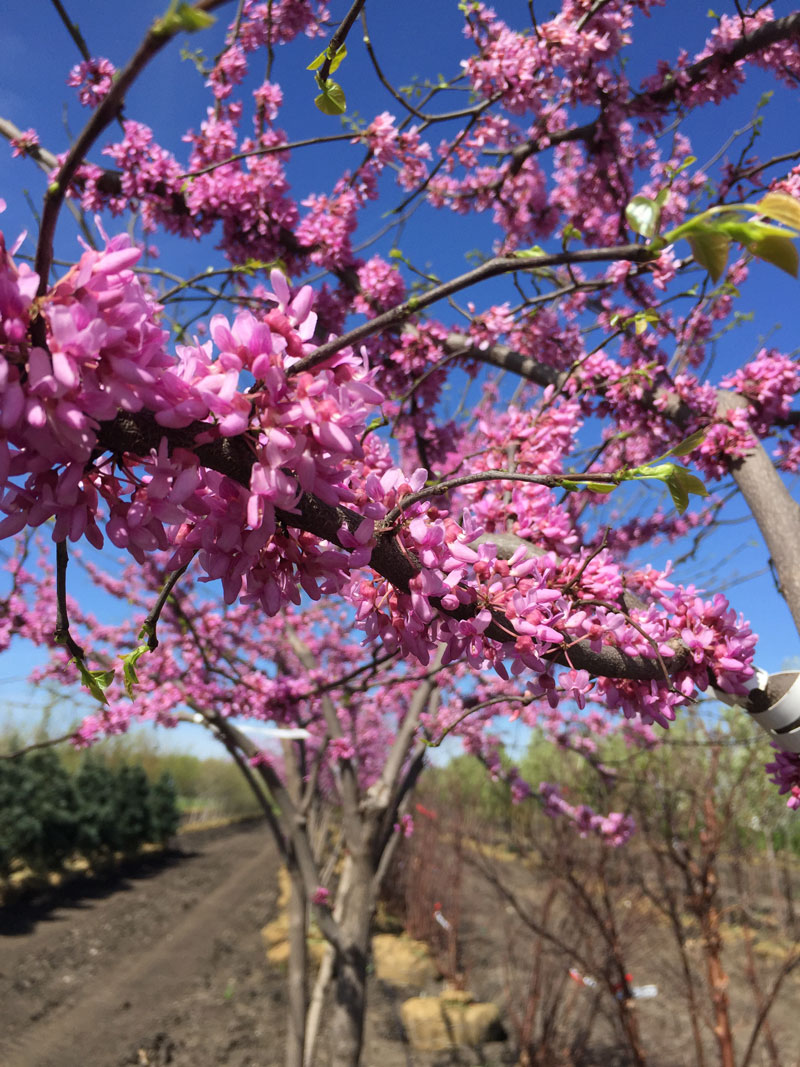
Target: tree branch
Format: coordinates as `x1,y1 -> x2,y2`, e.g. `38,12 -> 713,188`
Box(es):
291,244 -> 657,375
32,0 -> 234,300
94,407 -> 691,682
499,14 -> 800,178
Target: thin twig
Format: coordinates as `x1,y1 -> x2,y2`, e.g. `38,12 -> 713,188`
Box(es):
291,244 -> 655,375
0,730 -> 80,760
141,560 -> 194,650
54,540 -> 85,661
316,0 -> 367,86
49,0 -> 92,61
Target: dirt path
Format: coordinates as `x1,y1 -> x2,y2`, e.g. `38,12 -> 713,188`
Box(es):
0,823 -> 286,1067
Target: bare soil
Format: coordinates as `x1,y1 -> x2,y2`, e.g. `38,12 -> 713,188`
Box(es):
2,821 -> 798,1067
0,822 -> 286,1067
0,823 -> 488,1067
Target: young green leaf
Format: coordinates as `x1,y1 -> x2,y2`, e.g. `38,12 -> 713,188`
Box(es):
674,468 -> 709,500
665,467 -> 709,514
315,80 -> 346,116
120,644 -> 150,699
327,44 -> 347,75
174,3 -> 215,31
623,462 -> 675,482
626,195 -> 661,238
75,660 -> 116,705
654,188 -> 670,209
154,1 -> 215,36
687,229 -> 730,282
756,191 -> 800,230
662,427 -> 708,459
717,219 -> 787,245
666,473 -> 689,514
749,233 -> 799,278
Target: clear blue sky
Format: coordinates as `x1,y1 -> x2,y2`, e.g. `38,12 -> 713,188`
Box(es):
1,1 -> 799,754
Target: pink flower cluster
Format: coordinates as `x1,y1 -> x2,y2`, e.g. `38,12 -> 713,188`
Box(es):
67,57 -> 116,108
720,349 -> 800,432
9,128 -> 39,159
0,229 -> 387,614
765,747 -> 800,811
540,783 -> 636,847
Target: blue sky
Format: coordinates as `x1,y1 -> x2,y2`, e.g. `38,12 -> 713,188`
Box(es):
1,1 -> 800,755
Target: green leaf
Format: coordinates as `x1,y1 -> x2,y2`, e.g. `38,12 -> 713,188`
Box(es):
756,191 -> 800,231
687,229 -> 730,282
665,467 -> 709,514
630,310 -> 660,336
327,44 -> 347,75
561,222 -> 583,245
514,245 -> 546,259
175,3 -> 215,31
716,219 -> 769,244
120,644 -> 150,699
654,187 -> 670,209
664,156 -> 696,181
625,462 -> 675,482
675,469 -> 709,499
749,233 -> 799,278
74,660 -> 116,705
154,1 -> 215,36
666,475 -> 689,514
663,427 -> 708,458
626,195 -> 661,238
582,482 -> 616,494
314,80 -> 346,115
309,44 -> 346,75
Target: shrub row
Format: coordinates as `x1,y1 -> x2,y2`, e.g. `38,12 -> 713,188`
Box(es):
0,748 -> 180,878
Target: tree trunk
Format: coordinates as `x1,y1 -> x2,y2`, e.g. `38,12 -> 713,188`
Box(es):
328,849 -> 376,1066
286,867 -> 308,1067
701,905 -> 735,1067
305,856 -> 353,1067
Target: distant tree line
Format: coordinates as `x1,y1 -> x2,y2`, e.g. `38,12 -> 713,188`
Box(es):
0,748 -> 179,879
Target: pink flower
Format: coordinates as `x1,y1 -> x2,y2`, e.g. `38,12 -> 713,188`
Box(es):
67,57 -> 116,107
10,128 -> 39,158
394,813 -> 414,838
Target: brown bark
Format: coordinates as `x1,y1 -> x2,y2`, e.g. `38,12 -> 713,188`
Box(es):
700,904 -> 735,1067
286,867 -> 309,1067
96,409 -> 692,683
327,848 -> 375,1066
717,391 -> 800,636
695,790 -> 735,1067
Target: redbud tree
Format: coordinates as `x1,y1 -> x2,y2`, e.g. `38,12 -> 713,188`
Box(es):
3,1 -> 800,1063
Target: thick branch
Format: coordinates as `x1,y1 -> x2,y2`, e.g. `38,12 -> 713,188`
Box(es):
716,391 -> 800,635
292,244 -> 656,374
33,0 -> 234,293
200,706 -> 343,952
284,625 -> 363,846
503,14 -> 800,177
95,408 -> 689,681
453,328 -> 800,643
316,0 -> 366,85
